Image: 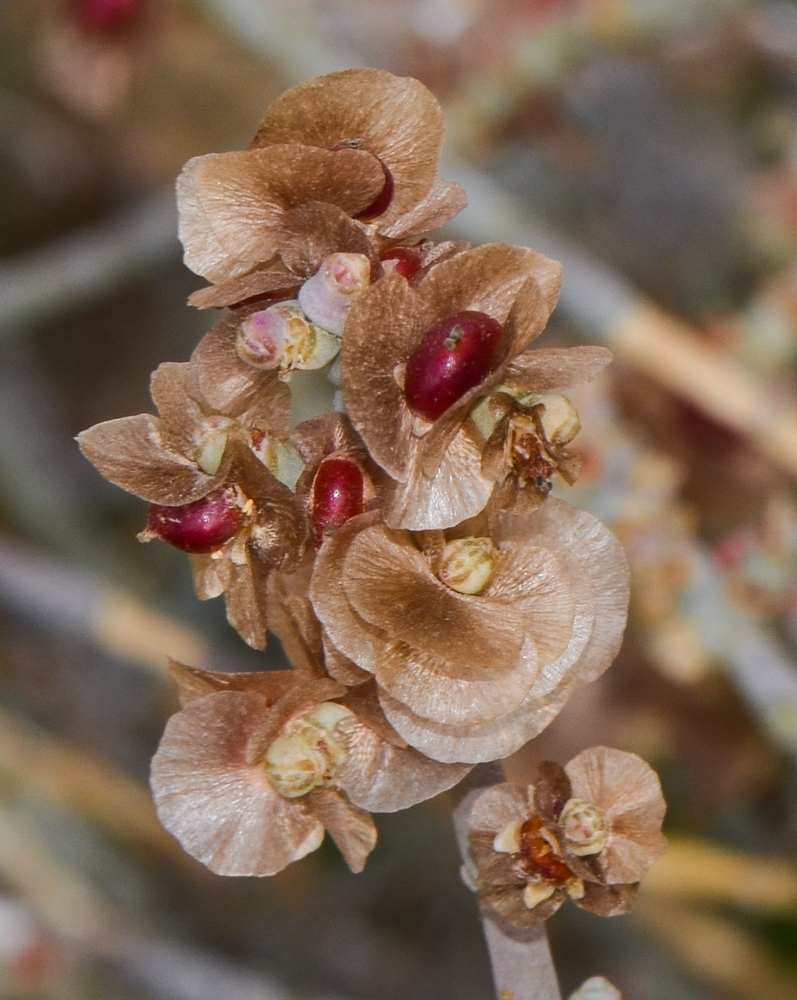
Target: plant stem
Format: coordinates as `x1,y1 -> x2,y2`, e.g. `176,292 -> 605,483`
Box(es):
482,914 -> 562,1000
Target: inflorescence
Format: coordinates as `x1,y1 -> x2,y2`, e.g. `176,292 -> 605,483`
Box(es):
78,68 -> 665,924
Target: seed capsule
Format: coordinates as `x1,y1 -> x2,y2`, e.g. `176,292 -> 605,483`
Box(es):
559,798 -> 609,857
381,247 -> 422,281
144,489 -> 245,554
312,457 -> 364,548
237,301 -> 340,376
404,311 -> 502,421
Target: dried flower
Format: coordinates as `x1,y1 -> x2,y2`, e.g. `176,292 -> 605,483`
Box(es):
311,498 -> 629,763
476,390 -> 585,514
78,326 -> 308,647
464,748 -> 667,927
342,242 -> 610,529
178,69 -> 466,308
151,610 -> 471,875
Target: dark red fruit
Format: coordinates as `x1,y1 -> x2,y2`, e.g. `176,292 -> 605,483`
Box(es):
146,489 -> 244,554
355,158 -> 394,222
518,817 -> 573,886
73,0 -> 146,34
312,457 -> 364,547
381,247 -> 422,281
404,311 -> 502,421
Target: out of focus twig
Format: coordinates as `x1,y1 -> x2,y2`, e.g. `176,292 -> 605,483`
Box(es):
0,706 -> 180,860
0,186 -> 179,332
0,534 -> 206,677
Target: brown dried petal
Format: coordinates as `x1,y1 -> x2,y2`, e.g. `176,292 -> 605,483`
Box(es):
323,633 -> 372,686
336,712 -> 470,812
564,747 -> 667,884
187,314 -> 292,432
167,660 -> 298,708
277,202 -> 378,279
504,346 -> 614,392
576,881 -> 639,917
342,524 -> 525,670
533,761 -> 572,827
188,269 -> 300,310
378,500 -> 628,763
190,550 -> 233,600
148,363 -> 204,450
482,885 -> 566,928
420,243 -> 560,328
77,414 -> 218,505
223,559 -> 270,651
468,782 -> 528,834
265,593 -> 326,677
252,69 -> 444,226
178,146 -> 385,283
339,680 -> 407,748
306,787 -> 377,873
342,273 -> 433,480
151,691 -> 323,876
384,426 -> 494,531
379,177 -> 467,240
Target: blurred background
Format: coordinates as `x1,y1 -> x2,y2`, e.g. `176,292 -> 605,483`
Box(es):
1,0 -> 797,997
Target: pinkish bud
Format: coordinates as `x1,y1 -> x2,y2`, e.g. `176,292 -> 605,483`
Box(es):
297,254 -> 371,337
237,301 -> 340,376
404,311 -> 502,421
143,489 -> 245,554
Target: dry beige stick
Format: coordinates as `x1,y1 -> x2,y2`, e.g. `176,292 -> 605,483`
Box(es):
0,706 -> 182,862
610,303 -> 797,478
641,836 -> 797,913
482,917 -> 563,1000
634,898 -> 796,1000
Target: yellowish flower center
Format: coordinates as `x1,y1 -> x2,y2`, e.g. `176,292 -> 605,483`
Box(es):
193,417 -> 238,475
560,798 -> 609,856
264,702 -> 353,798
438,538 -> 495,595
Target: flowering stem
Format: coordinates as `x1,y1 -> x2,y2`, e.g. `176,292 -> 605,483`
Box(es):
482,914 -> 562,1000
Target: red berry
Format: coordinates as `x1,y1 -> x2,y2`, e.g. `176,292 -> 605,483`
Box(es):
146,489 -> 244,554
72,0 -> 146,35
356,160 -> 394,222
312,458 -> 364,547
518,817 -> 573,886
381,247 -> 422,281
404,311 -> 502,421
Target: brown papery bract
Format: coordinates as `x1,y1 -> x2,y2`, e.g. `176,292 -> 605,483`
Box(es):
311,499 -> 628,762
251,69 -> 450,230
342,244 -> 565,529
151,661 -> 470,875
315,500 -> 628,763
78,338 -> 308,649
